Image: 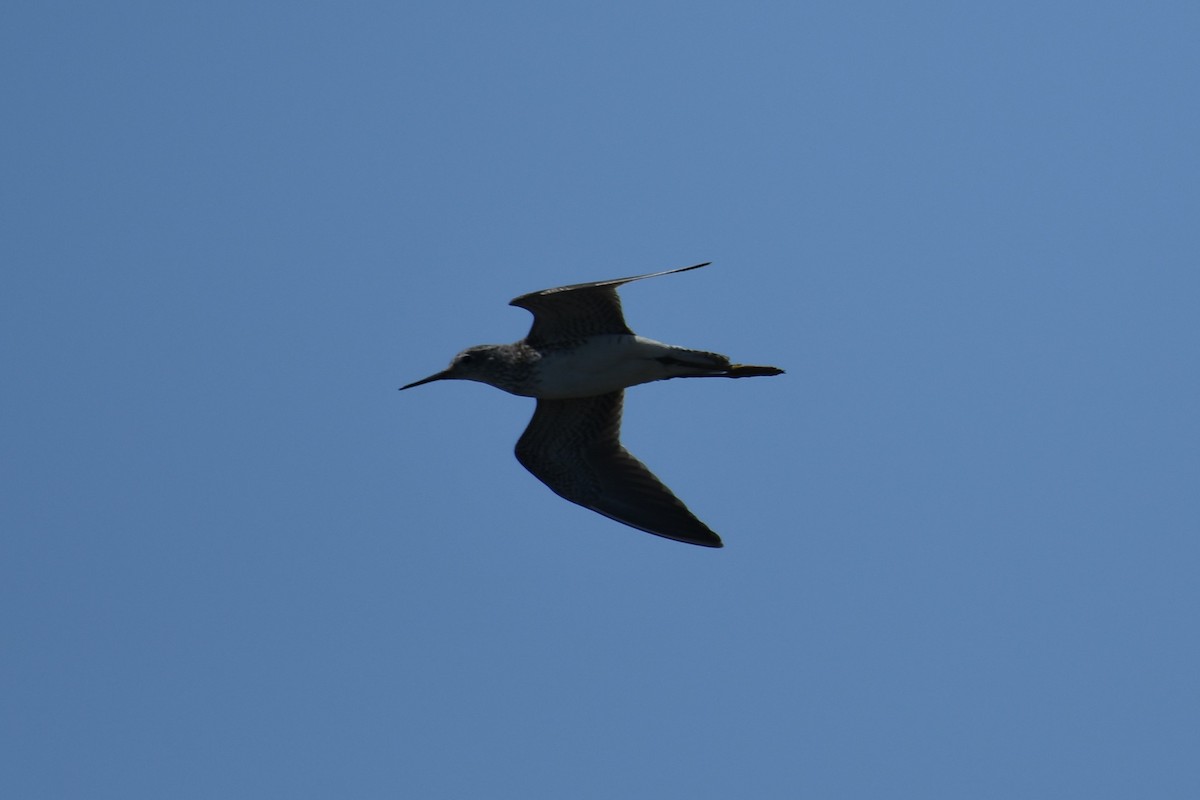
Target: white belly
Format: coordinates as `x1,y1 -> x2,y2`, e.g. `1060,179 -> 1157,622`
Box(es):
532,335 -> 691,399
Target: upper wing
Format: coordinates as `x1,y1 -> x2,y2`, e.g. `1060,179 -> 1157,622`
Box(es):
509,262 -> 710,348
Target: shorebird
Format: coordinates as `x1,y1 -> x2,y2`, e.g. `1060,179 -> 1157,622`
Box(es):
400,262 -> 783,547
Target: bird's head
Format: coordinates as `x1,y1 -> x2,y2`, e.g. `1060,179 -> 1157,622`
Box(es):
399,345 -> 507,391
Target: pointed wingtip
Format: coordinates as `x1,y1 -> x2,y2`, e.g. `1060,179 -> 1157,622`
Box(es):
511,261 -> 714,307
641,527 -> 724,548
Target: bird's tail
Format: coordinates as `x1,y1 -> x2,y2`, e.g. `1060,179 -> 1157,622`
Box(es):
658,348 -> 784,380
722,364 -> 785,378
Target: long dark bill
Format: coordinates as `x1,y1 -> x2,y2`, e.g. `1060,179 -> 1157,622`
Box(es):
399,370 -> 451,391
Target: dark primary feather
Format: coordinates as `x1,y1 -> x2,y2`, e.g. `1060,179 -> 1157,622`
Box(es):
514,391 -> 722,547
509,262 -> 710,348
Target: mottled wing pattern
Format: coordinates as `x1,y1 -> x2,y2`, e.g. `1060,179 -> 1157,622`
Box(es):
509,262 -> 710,348
509,285 -> 630,347
514,391 -> 723,547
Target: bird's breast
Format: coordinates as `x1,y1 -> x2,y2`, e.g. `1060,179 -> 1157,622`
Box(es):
529,335 -> 684,399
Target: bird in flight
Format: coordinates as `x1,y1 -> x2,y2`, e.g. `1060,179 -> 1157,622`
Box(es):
400,262 -> 783,547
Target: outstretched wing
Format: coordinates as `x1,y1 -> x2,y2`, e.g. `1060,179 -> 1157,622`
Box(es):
514,391 -> 723,547
509,262 -> 710,348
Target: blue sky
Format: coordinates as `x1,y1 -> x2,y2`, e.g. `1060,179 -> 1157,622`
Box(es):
3,2 -> 1198,797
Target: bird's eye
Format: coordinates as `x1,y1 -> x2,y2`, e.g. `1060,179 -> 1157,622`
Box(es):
458,353 -> 475,364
